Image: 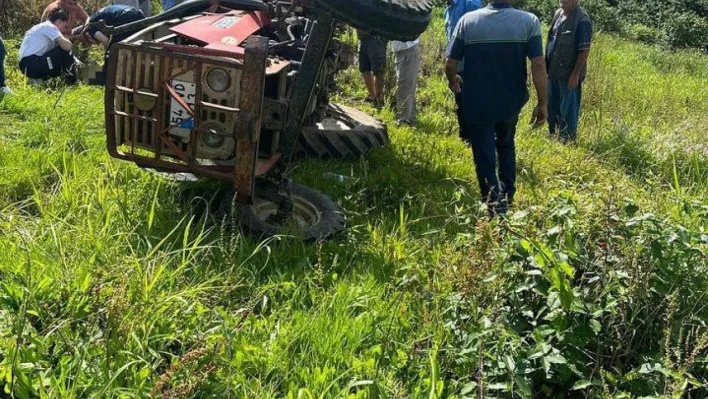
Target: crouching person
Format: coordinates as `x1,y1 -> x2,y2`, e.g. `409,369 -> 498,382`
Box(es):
19,8 -> 78,84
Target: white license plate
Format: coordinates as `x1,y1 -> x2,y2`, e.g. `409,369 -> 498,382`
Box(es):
169,79 -> 197,130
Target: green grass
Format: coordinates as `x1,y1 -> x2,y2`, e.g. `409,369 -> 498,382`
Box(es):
1,16 -> 707,399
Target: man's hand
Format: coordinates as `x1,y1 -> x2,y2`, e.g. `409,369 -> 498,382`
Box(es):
530,103 -> 548,128
448,75 -> 462,94
568,72 -> 580,89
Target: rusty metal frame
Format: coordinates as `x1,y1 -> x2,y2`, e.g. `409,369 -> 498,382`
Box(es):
278,12 -> 335,157
233,35 -> 268,202
105,37 -> 271,203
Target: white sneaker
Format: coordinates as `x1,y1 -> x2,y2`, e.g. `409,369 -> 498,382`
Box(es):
0,86 -> 11,95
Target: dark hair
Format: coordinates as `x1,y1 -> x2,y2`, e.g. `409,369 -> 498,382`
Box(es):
48,7 -> 69,23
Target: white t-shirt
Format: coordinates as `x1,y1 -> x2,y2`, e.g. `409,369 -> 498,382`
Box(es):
19,21 -> 62,60
391,38 -> 420,53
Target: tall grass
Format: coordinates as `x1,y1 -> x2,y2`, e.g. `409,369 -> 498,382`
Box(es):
0,8 -> 707,399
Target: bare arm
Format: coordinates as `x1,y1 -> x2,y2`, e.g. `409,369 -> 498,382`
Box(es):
79,7 -> 91,28
445,58 -> 462,94
572,49 -> 590,77
529,55 -> 548,127
55,36 -> 73,52
568,49 -> 590,89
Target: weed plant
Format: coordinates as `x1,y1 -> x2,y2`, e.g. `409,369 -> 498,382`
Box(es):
0,9 -> 707,399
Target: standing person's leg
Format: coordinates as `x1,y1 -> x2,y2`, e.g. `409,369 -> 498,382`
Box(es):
559,81 -> 581,141
359,40 -> 377,101
394,46 -> 418,123
0,37 -> 7,90
466,122 -> 499,209
370,38 -> 388,104
495,115 -> 519,211
547,79 -> 561,137
455,85 -> 467,142
362,72 -> 376,101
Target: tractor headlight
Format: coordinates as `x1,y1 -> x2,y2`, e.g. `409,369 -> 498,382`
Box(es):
201,127 -> 226,149
205,67 -> 231,93
134,88 -> 156,111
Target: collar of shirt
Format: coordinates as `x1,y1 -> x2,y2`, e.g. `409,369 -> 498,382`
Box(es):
490,2 -> 513,8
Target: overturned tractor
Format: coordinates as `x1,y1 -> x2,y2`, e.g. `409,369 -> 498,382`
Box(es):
101,0 -> 433,239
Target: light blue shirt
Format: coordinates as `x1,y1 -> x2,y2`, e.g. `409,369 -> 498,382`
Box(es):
444,0 -> 484,42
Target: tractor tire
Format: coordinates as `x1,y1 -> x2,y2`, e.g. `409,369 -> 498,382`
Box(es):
235,182 -> 345,241
298,103 -> 389,159
309,0 -> 433,41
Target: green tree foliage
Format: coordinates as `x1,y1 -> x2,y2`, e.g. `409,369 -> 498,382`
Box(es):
515,0 -> 708,50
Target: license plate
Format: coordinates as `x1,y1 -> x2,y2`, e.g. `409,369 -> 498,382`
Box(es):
169,79 -> 196,130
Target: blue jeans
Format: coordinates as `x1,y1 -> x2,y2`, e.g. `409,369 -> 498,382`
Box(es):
0,37 -> 6,87
548,79 -> 582,140
464,115 -> 519,214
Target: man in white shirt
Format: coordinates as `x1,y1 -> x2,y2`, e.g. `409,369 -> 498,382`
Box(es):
392,38 -> 420,125
19,8 -> 78,83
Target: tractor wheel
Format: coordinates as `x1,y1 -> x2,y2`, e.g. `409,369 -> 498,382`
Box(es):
309,0 -> 433,41
232,182 -> 345,241
297,103 -> 389,159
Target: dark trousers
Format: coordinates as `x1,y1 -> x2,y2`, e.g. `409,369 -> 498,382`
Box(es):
0,37 -> 6,87
454,91 -> 468,140
548,79 -> 582,141
19,47 -> 76,83
464,115 -> 519,213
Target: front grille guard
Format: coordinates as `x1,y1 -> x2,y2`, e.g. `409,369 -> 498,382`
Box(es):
105,37 -> 271,203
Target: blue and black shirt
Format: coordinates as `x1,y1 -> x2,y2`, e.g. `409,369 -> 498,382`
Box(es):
446,3 -> 543,124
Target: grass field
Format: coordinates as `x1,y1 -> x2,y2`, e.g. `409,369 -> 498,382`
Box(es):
1,12 -> 707,399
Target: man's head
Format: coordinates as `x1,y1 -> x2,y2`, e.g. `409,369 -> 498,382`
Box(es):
48,7 -> 70,31
560,0 -> 579,12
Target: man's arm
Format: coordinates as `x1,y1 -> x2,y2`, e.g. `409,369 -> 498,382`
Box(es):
445,58 -> 461,94
55,35 -> 73,52
568,49 -> 589,89
78,7 -> 91,27
445,18 -> 466,94
530,55 -> 548,128
568,20 -> 592,89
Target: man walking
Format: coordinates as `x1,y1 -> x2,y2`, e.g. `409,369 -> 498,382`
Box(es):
546,0 -> 591,142
445,1 -> 548,216
444,0 -> 483,139
392,38 -> 420,125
